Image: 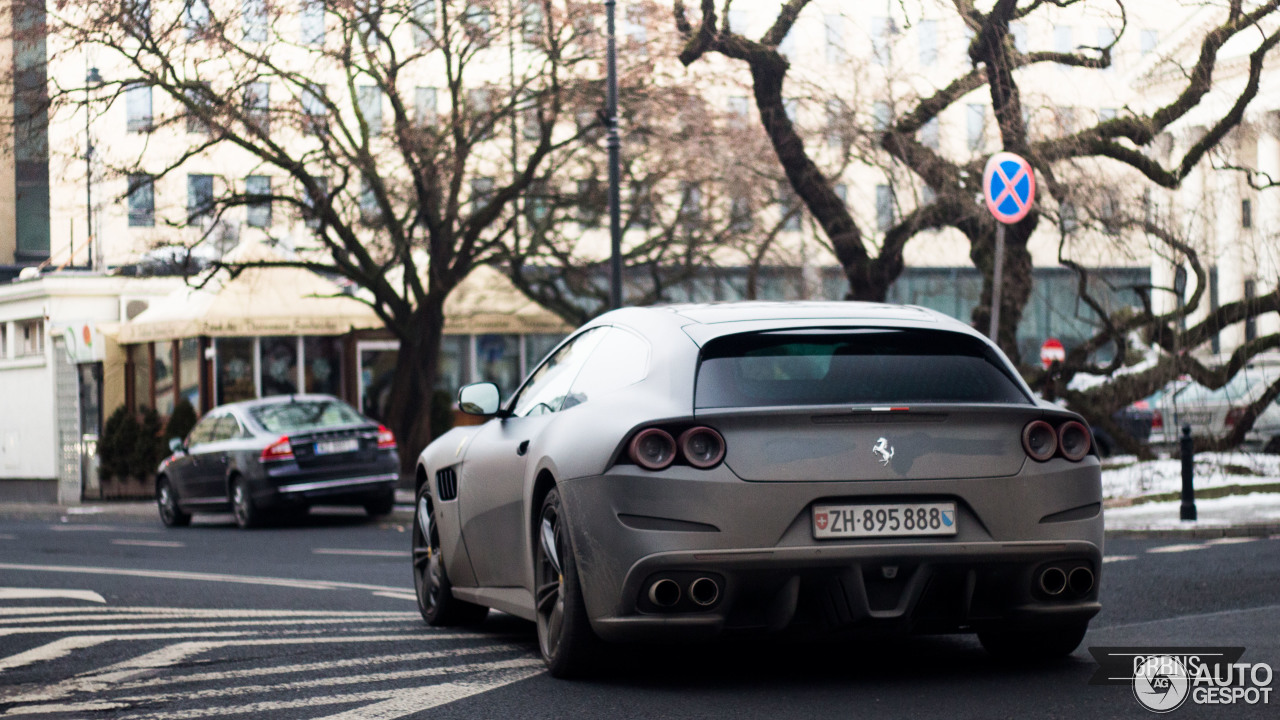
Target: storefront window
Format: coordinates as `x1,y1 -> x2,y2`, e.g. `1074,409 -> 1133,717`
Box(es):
178,338 -> 201,409
436,335 -> 470,396
303,336 -> 343,396
476,334 -> 521,399
359,345 -> 398,423
132,344 -> 152,411
260,336 -> 300,396
216,337 -> 256,405
153,341 -> 176,417
524,334 -> 566,372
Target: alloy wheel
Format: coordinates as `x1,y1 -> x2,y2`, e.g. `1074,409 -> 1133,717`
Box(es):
535,502 -> 567,659
413,497 -> 444,615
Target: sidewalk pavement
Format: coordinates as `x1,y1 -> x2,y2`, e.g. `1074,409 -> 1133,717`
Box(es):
3,489 -> 1279,539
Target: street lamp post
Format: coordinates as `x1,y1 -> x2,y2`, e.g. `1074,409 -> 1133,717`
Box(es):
605,0 -> 622,310
85,66 -> 103,270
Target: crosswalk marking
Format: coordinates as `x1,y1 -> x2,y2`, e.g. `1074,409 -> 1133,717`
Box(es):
0,589 -> 105,604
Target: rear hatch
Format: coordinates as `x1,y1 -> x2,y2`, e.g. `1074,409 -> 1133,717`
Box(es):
694,327 -> 1039,481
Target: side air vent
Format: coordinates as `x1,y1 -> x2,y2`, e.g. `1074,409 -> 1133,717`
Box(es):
436,468 -> 458,501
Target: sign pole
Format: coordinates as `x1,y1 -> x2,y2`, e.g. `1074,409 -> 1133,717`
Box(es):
989,224 -> 1004,342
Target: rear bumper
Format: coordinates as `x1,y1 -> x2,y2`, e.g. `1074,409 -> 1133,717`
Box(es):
257,459 -> 399,507
557,460 -> 1102,642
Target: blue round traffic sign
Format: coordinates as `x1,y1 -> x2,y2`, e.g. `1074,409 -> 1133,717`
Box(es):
983,152 -> 1036,224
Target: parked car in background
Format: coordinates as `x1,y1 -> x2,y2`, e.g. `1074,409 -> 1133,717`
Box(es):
412,303 -> 1102,677
156,395 -> 399,528
1148,366 -> 1280,452
1090,399 -> 1156,457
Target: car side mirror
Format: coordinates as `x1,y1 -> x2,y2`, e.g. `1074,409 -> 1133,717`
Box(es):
168,437 -> 185,454
458,382 -> 502,416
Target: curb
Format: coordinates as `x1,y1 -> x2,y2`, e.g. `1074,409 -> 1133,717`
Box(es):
1105,523 -> 1280,540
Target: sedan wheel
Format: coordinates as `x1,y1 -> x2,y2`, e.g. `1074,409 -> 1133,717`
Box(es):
156,478 -> 191,528
412,485 -> 487,626
534,488 -> 599,678
232,478 -> 260,529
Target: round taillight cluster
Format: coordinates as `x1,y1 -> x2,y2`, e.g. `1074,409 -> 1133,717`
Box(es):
1022,419 -> 1092,462
628,426 -> 726,471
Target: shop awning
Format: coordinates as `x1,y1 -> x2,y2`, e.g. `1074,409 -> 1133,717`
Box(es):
118,243 -> 381,344
442,265 -> 572,335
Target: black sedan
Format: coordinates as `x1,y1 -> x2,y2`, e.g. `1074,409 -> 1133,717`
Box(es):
156,395 -> 399,528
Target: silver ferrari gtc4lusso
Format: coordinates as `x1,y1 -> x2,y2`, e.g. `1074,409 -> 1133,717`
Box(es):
412,302 -> 1102,677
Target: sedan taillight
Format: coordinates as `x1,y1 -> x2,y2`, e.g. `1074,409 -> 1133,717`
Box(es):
377,425 -> 397,449
1151,410 -> 1163,430
261,436 -> 294,461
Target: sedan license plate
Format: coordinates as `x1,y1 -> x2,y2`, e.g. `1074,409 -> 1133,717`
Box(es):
314,438 -> 359,455
812,502 -> 957,539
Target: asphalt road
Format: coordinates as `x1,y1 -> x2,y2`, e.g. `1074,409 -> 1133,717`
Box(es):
0,506 -> 1276,719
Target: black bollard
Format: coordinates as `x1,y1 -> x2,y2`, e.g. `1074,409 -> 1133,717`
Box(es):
1180,425 -> 1197,521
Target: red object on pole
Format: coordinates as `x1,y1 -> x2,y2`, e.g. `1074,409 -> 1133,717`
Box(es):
1040,338 -> 1065,368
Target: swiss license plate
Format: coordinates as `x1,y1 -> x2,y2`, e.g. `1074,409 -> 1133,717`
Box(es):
812,502 -> 958,539
314,438 -> 359,455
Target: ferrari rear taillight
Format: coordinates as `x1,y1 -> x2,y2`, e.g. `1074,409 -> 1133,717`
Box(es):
377,424 -> 397,449
629,428 -> 677,471
678,427 -> 726,469
1022,420 -> 1058,462
1057,421 -> 1091,461
261,436 -> 294,461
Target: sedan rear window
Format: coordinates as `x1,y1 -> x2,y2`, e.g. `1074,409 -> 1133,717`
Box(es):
695,329 -> 1029,408
250,400 -> 366,433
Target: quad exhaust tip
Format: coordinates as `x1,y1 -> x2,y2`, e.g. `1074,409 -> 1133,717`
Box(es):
689,577 -> 720,607
1068,566 -> 1095,596
1038,567 -> 1068,596
648,578 -> 681,608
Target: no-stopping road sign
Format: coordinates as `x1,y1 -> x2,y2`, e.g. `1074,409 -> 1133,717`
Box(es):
983,152 -> 1036,224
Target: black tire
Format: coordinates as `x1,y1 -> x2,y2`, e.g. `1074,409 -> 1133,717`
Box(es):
156,476 -> 191,528
364,491 -> 396,517
979,622 -> 1088,661
412,484 -> 488,626
534,488 -> 601,678
231,476 -> 261,529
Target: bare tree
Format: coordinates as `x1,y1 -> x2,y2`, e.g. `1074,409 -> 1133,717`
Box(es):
19,0 -> 625,472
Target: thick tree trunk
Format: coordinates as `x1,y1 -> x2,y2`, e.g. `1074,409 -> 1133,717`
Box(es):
384,301 -> 446,479
969,219 -> 1036,362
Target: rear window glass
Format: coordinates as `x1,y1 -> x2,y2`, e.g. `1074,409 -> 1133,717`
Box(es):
249,400 -> 366,433
695,329 -> 1029,408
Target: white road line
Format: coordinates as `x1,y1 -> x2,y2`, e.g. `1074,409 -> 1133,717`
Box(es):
0,606 -> 419,618
1204,536 -> 1258,545
110,539 -> 185,548
0,617 -> 420,637
48,525 -> 162,533
0,632 -> 254,673
1147,543 -> 1207,554
0,609 -> 418,625
0,589 -> 105,604
314,548 -> 409,558
1102,555 -> 1137,563
0,562 -> 409,594
372,591 -> 418,601
4,636 -> 514,705
62,659 -> 544,720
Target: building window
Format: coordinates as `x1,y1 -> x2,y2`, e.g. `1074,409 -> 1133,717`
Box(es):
521,0 -> 543,43
410,0 -> 435,46
728,96 -> 750,126
1140,29 -> 1158,56
730,194 -> 752,232
471,176 -> 494,207
301,0 -> 325,44
246,175 -> 272,227
359,177 -> 379,221
187,174 -> 214,226
302,83 -> 327,134
1099,107 -> 1117,122
125,83 -> 152,132
577,179 -> 602,227
777,180 -> 800,231
16,319 -> 43,357
872,101 -> 891,132
178,338 -> 201,410
918,19 -> 937,65
304,336 -> 344,395
827,99 -> 844,147
1010,22 -> 1028,53
824,14 -> 843,64
871,16 -> 892,65
216,338 -> 256,405
1060,201 -> 1079,233
522,108 -> 541,141
1242,199 -> 1253,229
876,184 -> 895,232
464,2 -> 491,36
1053,25 -> 1073,55
921,116 -> 940,150
185,0 -> 210,40
1097,26 -> 1117,63
128,174 -> 155,227
415,86 -> 437,127
125,0 -> 151,35
631,181 -> 652,228
304,175 -> 329,229
679,181 -> 702,228
357,85 -> 382,135
185,83 -> 211,134
153,340 -> 176,417
966,104 -> 986,152
243,0 -> 267,42
260,336 -> 299,397
244,82 -> 269,134
1245,279 -> 1258,342
0,323 -> 6,359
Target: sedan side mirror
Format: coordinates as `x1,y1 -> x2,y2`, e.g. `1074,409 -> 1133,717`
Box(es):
458,382 -> 502,416
168,437 -> 185,454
